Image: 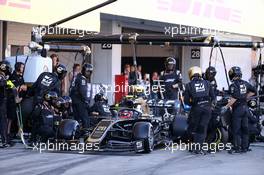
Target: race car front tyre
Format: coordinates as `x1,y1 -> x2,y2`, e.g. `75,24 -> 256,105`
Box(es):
58,119 -> 80,140
133,122 -> 154,153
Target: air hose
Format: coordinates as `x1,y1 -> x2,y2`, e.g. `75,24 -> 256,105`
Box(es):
218,45 -> 230,87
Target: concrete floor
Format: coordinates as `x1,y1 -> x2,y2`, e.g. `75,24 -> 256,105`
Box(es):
0,142 -> 263,175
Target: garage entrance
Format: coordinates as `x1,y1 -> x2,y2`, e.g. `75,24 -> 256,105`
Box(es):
121,57 -> 180,76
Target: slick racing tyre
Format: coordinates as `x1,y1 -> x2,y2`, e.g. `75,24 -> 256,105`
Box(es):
172,114 -> 188,141
143,126 -> 154,153
206,127 -> 229,148
58,119 -> 80,140
133,122 -> 154,153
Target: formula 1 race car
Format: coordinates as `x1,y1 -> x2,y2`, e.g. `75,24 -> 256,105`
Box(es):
86,99 -> 184,153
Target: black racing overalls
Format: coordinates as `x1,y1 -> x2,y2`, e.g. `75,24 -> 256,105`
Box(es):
184,77 -> 215,149
160,70 -> 183,100
229,79 -> 256,150
0,73 -> 8,144
70,73 -> 92,129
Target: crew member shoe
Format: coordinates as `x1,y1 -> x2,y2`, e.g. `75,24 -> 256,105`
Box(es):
228,149 -> 241,154
193,150 -> 207,155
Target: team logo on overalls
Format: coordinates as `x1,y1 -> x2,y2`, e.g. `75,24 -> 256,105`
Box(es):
240,84 -> 247,94
41,76 -> 53,86
82,79 -> 86,85
103,105 -> 110,113
195,83 -> 205,92
230,86 -> 235,94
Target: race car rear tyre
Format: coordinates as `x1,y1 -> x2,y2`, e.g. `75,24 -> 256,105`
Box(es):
206,128 -> 221,145
143,126 -> 154,153
172,114 -> 188,141
206,127 -> 229,147
220,127 -> 229,145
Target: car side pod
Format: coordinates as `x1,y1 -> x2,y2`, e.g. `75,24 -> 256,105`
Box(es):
133,122 -> 154,153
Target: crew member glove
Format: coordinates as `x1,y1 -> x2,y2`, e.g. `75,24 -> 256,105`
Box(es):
92,112 -> 99,116
172,84 -> 179,88
6,80 -> 15,89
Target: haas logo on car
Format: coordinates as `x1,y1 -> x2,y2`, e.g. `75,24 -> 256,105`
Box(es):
41,76 -> 53,86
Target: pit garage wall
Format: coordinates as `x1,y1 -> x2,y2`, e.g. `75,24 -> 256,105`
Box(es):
6,22 -> 32,47
181,46 -> 200,84
91,20 -> 122,104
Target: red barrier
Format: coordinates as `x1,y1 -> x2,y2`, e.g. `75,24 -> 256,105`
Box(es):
115,75 -> 128,104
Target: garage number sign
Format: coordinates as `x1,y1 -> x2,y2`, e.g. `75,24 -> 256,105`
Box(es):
101,43 -> 112,50
191,48 -> 200,59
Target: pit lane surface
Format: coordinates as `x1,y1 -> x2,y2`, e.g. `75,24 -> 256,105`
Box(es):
0,143 -> 263,175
